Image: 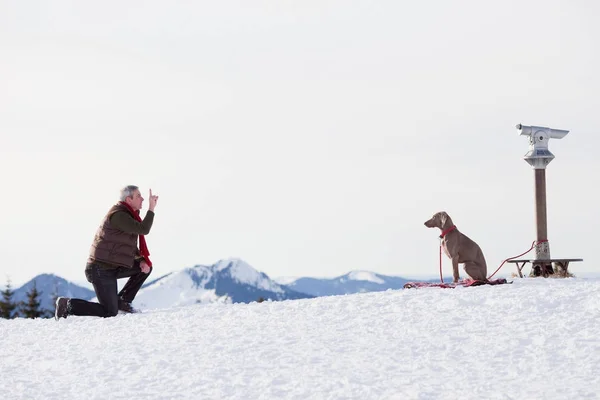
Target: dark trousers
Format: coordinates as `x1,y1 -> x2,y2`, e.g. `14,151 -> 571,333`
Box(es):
68,261 -> 152,317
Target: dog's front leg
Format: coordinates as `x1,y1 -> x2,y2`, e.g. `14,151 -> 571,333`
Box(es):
452,256 -> 460,283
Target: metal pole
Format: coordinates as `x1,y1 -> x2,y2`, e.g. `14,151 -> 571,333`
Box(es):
535,169 -> 548,243
533,168 -> 551,275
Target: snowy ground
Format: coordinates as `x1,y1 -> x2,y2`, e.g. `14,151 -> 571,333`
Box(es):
2,277 -> 600,399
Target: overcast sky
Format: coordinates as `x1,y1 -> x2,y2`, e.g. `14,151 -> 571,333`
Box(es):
1,0 -> 598,286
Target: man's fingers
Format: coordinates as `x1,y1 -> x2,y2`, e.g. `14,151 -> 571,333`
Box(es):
149,188 -> 153,197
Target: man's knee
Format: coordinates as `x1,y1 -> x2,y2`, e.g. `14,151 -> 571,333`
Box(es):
103,303 -> 119,317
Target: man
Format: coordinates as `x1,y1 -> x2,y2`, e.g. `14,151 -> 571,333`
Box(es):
55,185 -> 159,319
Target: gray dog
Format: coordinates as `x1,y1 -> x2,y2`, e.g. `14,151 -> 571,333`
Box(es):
424,211 -> 488,282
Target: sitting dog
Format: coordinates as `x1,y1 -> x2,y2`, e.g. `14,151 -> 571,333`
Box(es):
424,211 -> 487,282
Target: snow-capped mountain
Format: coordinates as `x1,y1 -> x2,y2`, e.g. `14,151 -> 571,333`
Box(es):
280,270 -> 412,297
13,273 -> 95,313
134,258 -> 313,309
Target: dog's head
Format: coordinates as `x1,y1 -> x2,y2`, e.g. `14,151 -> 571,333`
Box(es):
424,211 -> 450,229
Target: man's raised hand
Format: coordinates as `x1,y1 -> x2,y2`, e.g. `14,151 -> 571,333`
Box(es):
149,188 -> 159,211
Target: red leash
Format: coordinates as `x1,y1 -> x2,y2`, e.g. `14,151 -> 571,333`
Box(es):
438,226 -> 456,283
487,239 -> 547,280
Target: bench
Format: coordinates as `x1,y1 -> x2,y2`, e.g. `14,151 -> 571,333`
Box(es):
506,258 -> 583,278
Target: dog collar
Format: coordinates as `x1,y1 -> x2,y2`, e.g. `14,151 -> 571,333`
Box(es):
440,225 -> 457,238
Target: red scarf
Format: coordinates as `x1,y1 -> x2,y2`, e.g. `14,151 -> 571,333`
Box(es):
119,201 -> 152,267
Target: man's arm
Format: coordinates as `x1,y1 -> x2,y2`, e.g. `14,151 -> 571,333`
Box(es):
110,211 -> 155,235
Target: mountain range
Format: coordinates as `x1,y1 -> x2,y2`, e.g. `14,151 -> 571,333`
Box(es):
280,270 -> 411,296
12,274 -> 96,313
133,258 -> 312,308
5,258 -> 444,315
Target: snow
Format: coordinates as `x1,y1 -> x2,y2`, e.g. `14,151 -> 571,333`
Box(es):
347,270 -> 385,284
215,258 -> 284,293
2,277 -> 600,399
134,267 -> 230,308
273,276 -> 300,285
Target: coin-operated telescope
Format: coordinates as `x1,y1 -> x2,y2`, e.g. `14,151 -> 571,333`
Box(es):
513,123 -> 582,277
516,124 -> 569,169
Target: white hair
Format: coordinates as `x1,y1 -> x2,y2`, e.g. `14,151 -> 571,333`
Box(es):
119,185 -> 139,201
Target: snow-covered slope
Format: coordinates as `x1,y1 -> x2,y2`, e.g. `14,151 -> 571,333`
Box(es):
135,258 -> 312,309
213,258 -> 284,293
2,277 -> 600,399
133,266 -> 229,309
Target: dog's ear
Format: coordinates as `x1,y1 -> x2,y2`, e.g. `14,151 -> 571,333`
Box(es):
439,212 -> 448,227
